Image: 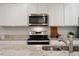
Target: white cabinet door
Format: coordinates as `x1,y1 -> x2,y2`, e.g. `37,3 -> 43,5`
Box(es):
49,4 -> 64,26
0,4 -> 28,26
64,3 -> 79,26
28,3 -> 38,14
38,4 -> 48,14
28,3 -> 48,14
0,4 -> 7,26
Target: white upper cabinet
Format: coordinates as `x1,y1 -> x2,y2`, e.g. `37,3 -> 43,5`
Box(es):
64,3 -> 79,26
0,3 -> 79,26
28,4 -> 38,14
0,4 -> 7,26
48,4 -> 64,26
38,4 -> 48,14
0,4 -> 28,26
28,3 -> 48,14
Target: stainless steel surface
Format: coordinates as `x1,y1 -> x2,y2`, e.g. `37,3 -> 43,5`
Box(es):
29,14 -> 48,26
29,14 -> 48,16
29,23 -> 48,26
29,31 -> 48,35
27,40 -> 49,42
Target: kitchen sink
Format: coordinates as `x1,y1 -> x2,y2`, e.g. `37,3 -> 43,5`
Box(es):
42,46 -> 79,51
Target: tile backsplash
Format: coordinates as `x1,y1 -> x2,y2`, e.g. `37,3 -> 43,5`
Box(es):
58,26 -> 77,38
0,26 -> 49,39
0,26 -> 77,39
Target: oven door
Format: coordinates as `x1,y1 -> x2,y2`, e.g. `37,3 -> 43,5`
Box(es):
27,35 -> 49,45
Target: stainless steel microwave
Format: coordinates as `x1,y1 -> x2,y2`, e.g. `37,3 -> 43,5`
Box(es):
29,14 -> 48,26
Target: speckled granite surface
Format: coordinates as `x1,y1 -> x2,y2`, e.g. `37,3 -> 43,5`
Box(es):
0,39 -> 79,56
0,44 -> 79,56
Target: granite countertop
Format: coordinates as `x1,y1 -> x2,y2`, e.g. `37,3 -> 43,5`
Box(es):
0,44 -> 78,56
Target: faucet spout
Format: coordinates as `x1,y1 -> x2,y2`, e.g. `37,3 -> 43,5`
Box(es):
58,36 -> 68,46
57,33 -> 74,53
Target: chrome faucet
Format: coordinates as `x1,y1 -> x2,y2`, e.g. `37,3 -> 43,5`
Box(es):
57,34 -> 73,53
57,35 -> 67,46
57,35 -> 68,51
58,35 -> 74,53
68,37 -> 73,53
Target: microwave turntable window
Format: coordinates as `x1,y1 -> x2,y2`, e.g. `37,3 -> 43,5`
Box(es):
29,16 -> 45,24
